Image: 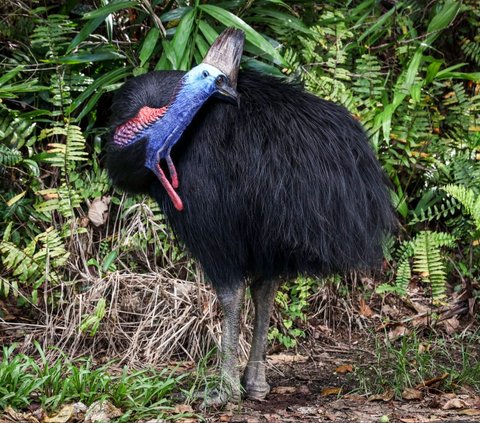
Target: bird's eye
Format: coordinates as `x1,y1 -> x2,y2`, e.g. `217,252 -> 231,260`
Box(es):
215,75 -> 226,85
202,70 -> 209,78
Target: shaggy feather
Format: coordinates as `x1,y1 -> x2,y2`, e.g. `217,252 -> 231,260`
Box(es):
107,70 -> 395,291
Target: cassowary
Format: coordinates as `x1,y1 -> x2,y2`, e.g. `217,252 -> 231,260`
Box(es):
106,28 -> 395,406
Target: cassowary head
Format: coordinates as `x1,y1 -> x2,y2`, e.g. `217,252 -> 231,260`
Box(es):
108,29 -> 245,211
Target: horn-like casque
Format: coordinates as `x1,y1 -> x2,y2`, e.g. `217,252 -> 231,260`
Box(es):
202,28 -> 245,89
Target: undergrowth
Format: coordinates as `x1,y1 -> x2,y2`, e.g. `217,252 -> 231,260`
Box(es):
0,343 -> 191,422
353,330 -> 480,398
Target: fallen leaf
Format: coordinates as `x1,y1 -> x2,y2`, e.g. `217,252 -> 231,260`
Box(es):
321,387 -> 342,396
43,404 -> 74,423
84,400 -> 122,423
335,364 -> 353,374
402,388 -> 423,400
415,373 -> 448,388
271,386 -> 297,395
88,196 -> 111,227
268,354 -> 308,364
388,325 -> 409,341
368,389 -> 394,402
442,316 -> 460,334
359,298 -> 373,317
174,404 -> 194,414
3,407 -> 39,423
458,409 -> 480,416
295,406 -> 317,415
442,397 -> 468,409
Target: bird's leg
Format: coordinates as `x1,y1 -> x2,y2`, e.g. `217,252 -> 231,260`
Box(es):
155,162 -> 183,211
242,279 -> 280,400
201,282 -> 246,408
165,151 -> 179,189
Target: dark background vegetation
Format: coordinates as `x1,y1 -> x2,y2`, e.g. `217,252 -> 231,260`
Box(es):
0,0 -> 479,420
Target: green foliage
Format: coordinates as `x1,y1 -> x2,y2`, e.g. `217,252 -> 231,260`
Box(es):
378,231 -> 456,300
0,344 -> 186,420
270,277 -> 317,348
0,0 -> 479,345
354,330 -> 480,397
283,0 -> 480,300
443,184 -> 480,231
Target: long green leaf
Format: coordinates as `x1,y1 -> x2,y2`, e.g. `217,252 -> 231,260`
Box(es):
82,0 -> 140,20
140,27 -> 161,67
199,4 -> 285,65
171,8 -> 196,70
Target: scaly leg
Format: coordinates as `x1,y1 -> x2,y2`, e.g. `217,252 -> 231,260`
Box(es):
202,282 -> 246,407
242,279 -> 280,400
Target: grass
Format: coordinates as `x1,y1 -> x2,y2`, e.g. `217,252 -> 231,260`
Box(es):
353,329 -> 480,398
0,343 -> 193,422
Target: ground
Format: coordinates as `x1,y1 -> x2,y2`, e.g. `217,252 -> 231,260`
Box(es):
200,340 -> 480,423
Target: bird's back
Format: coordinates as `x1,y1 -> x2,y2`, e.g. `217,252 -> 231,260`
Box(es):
109,70 -> 395,289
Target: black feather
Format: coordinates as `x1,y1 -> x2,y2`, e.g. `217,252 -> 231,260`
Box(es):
107,70 -> 395,291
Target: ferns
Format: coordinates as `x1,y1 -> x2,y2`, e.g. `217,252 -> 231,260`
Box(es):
0,225 -> 69,302
0,144 -> 22,167
443,184 -> 480,231
379,231 -> 456,301
411,231 -> 456,301
41,124 -> 88,169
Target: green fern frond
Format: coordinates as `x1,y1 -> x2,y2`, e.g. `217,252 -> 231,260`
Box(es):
0,144 -> 22,166
412,231 -> 456,301
40,124 -> 88,170
443,184 -> 480,230
35,184 -> 82,218
0,110 -> 37,149
394,258 -> 412,296
0,227 -> 69,290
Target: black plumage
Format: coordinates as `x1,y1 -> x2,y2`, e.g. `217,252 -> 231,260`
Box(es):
107,69 -> 395,404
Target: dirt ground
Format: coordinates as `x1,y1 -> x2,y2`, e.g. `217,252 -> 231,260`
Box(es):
201,341 -> 480,423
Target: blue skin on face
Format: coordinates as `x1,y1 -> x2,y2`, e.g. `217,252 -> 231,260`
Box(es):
142,63 -> 237,210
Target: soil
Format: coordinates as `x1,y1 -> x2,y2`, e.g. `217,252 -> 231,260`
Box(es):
200,340 -> 480,423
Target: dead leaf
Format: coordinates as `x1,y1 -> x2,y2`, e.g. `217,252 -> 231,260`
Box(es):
368,389 -> 394,402
415,373 -> 448,388
84,400 -> 122,423
359,298 -> 373,317
268,354 -> 308,364
321,387 -> 342,396
442,397 -> 468,410
88,196 -> 111,227
43,404 -> 74,423
174,404 -> 194,414
402,388 -> 423,400
335,364 -> 353,374
388,325 -> 409,341
442,316 -> 460,334
271,386 -> 297,395
458,409 -> 480,416
3,407 -> 40,423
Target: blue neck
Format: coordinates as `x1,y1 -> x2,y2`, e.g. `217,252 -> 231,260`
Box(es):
144,85 -> 213,170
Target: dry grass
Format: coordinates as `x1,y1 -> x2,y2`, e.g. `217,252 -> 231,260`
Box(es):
8,270 -> 253,367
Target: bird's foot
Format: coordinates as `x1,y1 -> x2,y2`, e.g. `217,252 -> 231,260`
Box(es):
195,385 -> 241,409
242,380 -> 270,401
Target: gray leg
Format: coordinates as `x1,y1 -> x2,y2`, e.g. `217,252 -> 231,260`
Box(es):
242,280 -> 280,400
202,282 -> 246,407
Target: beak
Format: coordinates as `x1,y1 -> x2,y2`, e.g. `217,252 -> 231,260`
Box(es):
215,78 -> 240,106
